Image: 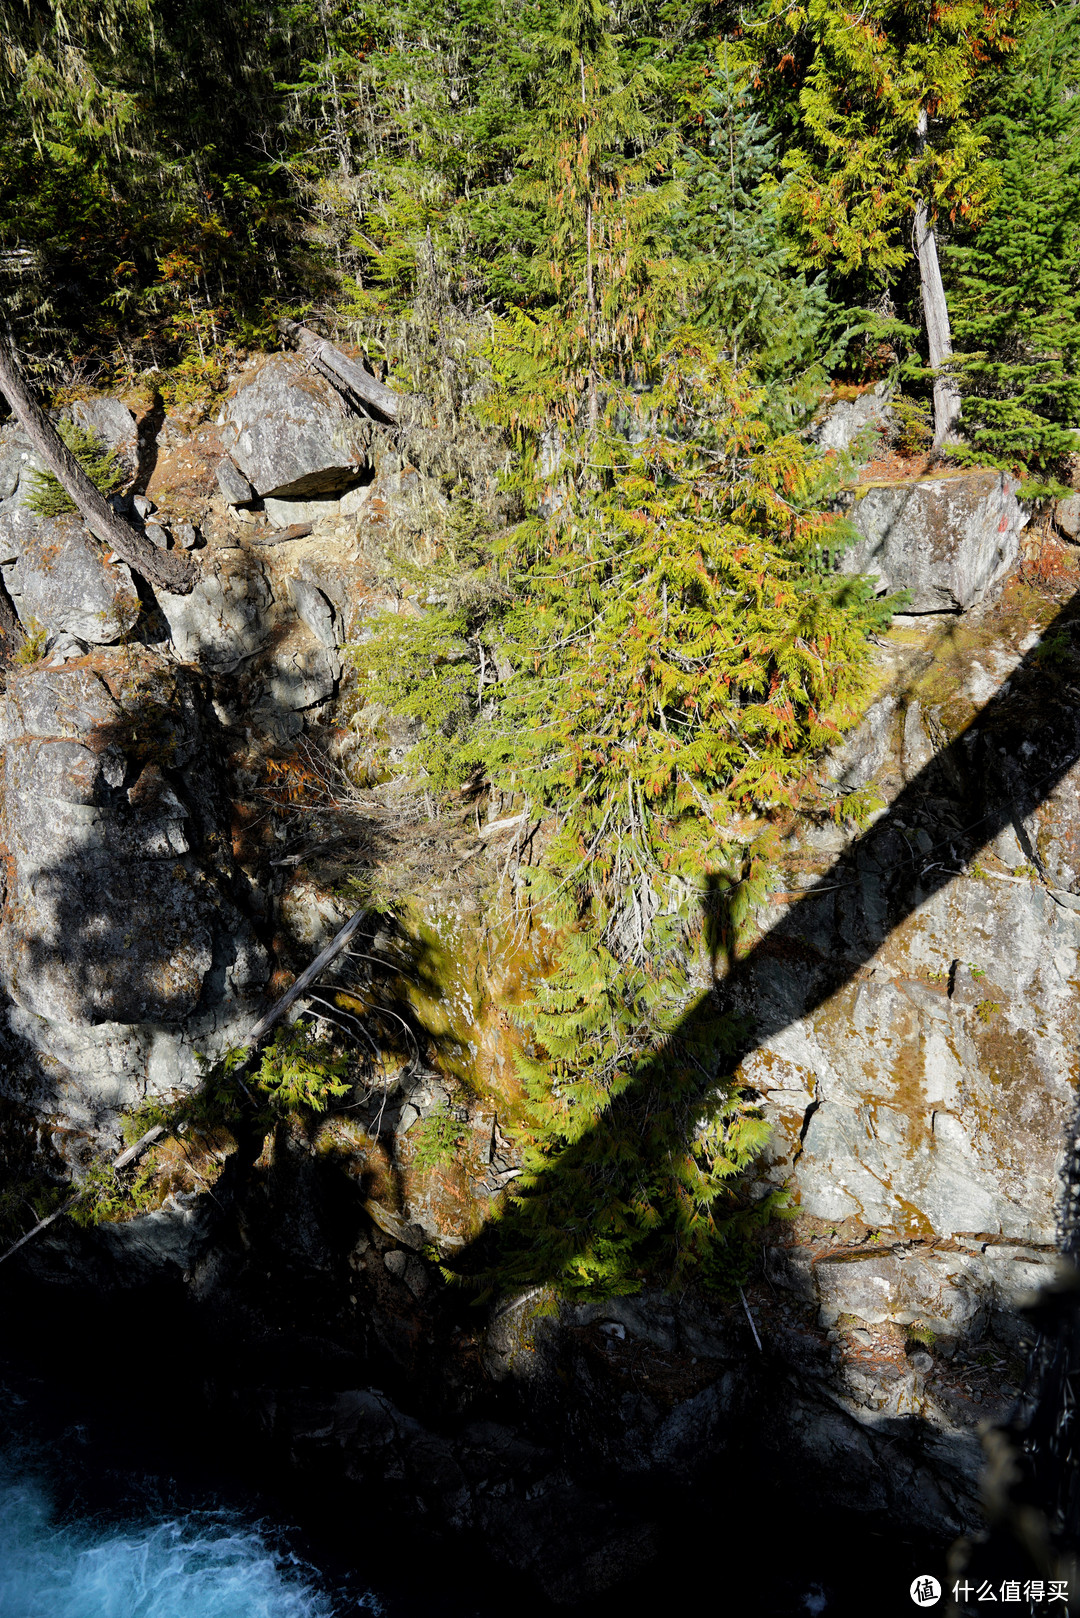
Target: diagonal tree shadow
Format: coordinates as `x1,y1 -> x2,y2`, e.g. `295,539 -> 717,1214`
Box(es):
455,581 -> 1080,1291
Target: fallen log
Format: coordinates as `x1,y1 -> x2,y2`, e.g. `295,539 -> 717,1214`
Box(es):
279,318 -> 403,424
246,902 -> 369,1046
0,1124 -> 164,1267
0,329 -> 198,594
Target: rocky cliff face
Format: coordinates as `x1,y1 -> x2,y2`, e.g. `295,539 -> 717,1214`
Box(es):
0,365 -> 1076,1606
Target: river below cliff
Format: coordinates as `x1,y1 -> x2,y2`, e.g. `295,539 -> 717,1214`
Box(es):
0,1369 -> 376,1618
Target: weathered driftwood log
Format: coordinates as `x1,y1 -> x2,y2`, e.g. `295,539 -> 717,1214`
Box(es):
0,330 -> 198,594
246,902 -> 368,1045
279,318 -> 403,424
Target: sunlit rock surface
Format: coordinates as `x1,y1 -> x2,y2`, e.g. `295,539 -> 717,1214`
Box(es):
18,517 -> 140,643
841,469 -> 1029,612
219,352 -> 371,499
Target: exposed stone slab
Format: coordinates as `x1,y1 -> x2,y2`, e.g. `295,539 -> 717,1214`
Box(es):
18,516 -> 140,643
812,384 -> 890,455
70,396 -> 139,481
1055,492 -> 1080,539
0,654 -> 267,1096
220,353 -> 370,499
215,456 -> 254,506
0,425 -> 47,562
157,554 -> 274,671
840,470 -> 1028,612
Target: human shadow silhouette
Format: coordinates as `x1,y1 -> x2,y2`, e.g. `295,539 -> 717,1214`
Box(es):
453,582 -> 1080,1292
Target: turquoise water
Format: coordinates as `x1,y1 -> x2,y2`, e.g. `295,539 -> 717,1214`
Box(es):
0,1465 -> 355,1618
0,1387 -> 375,1618
0,1476 -> 349,1617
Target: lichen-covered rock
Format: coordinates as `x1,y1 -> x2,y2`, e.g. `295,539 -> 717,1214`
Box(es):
747,870 -> 1077,1244
0,425 -> 47,563
287,578 -> 337,648
70,396 -> 139,482
157,553 -> 274,672
258,626 -> 339,712
18,517 -> 140,643
1055,492 -> 1080,539
261,480 -> 371,530
811,1242 -> 1055,1342
219,353 -> 370,499
813,384 -> 890,454
840,470 -> 1029,612
215,456 -> 254,506
825,691 -> 898,791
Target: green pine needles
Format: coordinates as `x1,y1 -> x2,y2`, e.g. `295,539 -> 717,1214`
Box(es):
410,1104 -> 465,1171
253,1023 -> 351,1114
352,340 -> 891,1295
26,419 -> 123,516
344,6 -> 901,1301
948,6 -> 1080,494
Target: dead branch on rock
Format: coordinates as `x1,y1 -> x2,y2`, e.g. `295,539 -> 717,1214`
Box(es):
0,1124 -> 165,1267
249,521 -> 314,546
0,329 -> 198,594
279,318 -> 403,424
246,903 -> 370,1045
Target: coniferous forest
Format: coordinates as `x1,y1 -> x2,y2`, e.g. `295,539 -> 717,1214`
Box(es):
2,0 -> 1080,1292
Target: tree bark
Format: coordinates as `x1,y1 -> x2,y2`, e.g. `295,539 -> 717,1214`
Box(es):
0,331 -> 198,593
915,199 -> 962,448
913,110 -> 961,450
279,319 -> 403,423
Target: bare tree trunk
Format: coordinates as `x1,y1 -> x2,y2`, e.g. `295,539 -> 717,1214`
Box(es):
915,200 -> 962,448
0,331 -> 197,593
914,109 -> 961,450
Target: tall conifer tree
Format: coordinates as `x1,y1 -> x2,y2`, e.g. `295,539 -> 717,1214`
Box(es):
947,5 -> 1080,492
757,0 -> 1024,446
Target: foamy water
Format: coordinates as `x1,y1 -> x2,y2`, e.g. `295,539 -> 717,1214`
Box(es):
0,1462 -> 358,1618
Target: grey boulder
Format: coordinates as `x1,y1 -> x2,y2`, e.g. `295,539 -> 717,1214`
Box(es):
0,427 -> 47,563
288,577 -> 337,648
813,385 -> 890,455
18,517 -> 140,643
0,661 -> 212,1026
1055,492 -> 1080,540
157,555 -> 274,672
220,353 -> 369,498
215,457 -> 255,506
259,636 -> 339,712
71,396 -> 139,481
840,470 -> 1028,612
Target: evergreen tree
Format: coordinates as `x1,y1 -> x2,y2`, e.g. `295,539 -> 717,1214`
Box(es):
485,0 -> 679,451
669,60 -> 840,417
947,5 -> 1080,494
756,0 -> 1025,445
0,0 -> 325,366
